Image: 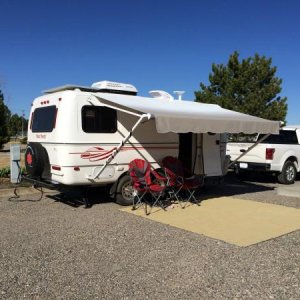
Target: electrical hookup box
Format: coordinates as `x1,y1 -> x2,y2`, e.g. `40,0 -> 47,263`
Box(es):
10,143 -> 21,183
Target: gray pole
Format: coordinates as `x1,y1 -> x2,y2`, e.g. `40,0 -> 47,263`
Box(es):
21,110 -> 24,138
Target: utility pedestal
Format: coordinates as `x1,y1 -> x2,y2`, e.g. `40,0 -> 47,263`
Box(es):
10,143 -> 21,183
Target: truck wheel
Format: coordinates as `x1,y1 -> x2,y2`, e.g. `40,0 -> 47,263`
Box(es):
25,142 -> 47,178
115,175 -> 134,206
277,161 -> 297,184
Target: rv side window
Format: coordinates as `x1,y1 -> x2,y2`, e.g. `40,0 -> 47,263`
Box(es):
82,106 -> 117,133
32,105 -> 57,132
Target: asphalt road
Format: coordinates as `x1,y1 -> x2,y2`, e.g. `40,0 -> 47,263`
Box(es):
0,174 -> 299,299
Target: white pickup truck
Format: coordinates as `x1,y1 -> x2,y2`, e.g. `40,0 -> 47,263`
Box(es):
227,125 -> 300,184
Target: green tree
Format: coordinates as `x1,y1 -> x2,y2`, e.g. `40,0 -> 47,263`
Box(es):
195,51 -> 287,121
0,90 -> 11,149
8,114 -> 28,138
8,114 -> 22,137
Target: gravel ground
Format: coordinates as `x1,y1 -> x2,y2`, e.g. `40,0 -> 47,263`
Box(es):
0,173 -> 299,299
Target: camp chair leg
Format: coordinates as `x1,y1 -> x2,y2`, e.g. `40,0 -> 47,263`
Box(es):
172,191 -> 184,208
183,188 -> 200,208
132,195 -> 138,210
173,186 -> 187,208
167,189 -> 180,205
132,191 -> 146,210
146,192 -> 166,215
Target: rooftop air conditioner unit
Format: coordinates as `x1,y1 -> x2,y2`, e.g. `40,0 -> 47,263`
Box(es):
91,81 -> 138,95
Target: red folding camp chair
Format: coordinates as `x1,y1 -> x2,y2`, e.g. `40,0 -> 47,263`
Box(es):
128,159 -> 167,215
162,156 -> 203,208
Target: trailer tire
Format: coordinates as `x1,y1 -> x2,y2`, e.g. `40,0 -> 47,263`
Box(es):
25,142 -> 47,178
115,175 -> 134,206
277,161 -> 297,184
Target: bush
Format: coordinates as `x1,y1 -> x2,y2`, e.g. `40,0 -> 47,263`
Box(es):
0,136 -> 9,150
20,137 -> 27,144
0,167 -> 10,177
0,166 -> 26,178
21,167 -> 27,175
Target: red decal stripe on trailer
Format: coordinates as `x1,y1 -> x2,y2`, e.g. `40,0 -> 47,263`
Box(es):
69,146 -> 178,162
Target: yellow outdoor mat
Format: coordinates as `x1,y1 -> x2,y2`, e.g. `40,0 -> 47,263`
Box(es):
121,197 -> 300,247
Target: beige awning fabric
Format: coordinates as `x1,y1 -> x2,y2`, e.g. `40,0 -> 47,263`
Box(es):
92,93 -> 280,134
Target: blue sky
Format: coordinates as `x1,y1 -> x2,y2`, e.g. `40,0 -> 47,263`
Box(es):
0,0 -> 299,124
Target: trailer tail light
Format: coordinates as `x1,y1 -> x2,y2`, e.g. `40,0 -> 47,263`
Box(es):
266,148 -> 275,160
52,165 -> 61,171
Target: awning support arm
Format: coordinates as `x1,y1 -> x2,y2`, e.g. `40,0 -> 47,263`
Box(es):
87,113 -> 152,180
227,133 -> 272,169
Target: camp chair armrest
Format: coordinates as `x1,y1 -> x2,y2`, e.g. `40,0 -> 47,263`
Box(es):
185,174 -> 204,186
151,169 -> 167,181
177,176 -> 184,184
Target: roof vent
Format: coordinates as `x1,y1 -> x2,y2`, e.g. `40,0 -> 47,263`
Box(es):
149,90 -> 174,101
91,80 -> 138,95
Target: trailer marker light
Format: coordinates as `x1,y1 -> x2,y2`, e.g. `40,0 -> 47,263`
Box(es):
74,166 -> 80,171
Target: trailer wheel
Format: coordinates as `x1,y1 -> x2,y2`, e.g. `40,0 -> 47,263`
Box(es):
25,142 -> 47,178
115,175 -> 134,206
277,161 -> 297,184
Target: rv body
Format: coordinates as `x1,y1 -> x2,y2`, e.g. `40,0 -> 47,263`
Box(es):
26,81 -> 227,203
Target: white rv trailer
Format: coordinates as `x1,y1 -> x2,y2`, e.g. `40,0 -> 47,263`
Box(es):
25,81 -> 280,205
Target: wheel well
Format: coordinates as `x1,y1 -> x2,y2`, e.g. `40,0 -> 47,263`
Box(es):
109,171 -> 129,198
286,156 -> 298,170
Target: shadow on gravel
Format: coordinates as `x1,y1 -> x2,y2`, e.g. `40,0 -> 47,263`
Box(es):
45,173 -> 278,208
199,172 -> 275,200
18,171 -> 295,209
46,186 -> 112,208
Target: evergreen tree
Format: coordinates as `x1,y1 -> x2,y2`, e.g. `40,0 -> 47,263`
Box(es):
195,51 -> 287,121
8,114 -> 22,137
0,90 -> 11,148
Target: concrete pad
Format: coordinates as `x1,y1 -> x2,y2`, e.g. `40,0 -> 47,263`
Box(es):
121,197 -> 300,247
277,181 -> 300,198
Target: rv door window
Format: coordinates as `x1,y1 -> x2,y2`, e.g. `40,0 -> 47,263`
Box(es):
32,105 -> 57,132
82,106 -> 117,133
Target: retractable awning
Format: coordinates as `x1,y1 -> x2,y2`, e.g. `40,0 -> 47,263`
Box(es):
92,93 -> 280,134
